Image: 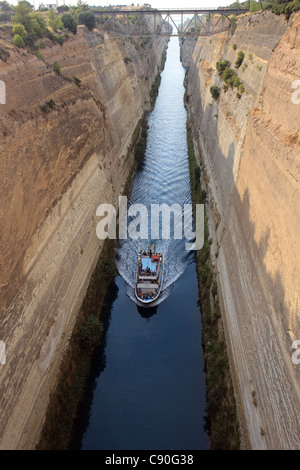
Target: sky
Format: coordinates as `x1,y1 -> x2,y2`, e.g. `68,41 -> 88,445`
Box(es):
7,1 -> 232,10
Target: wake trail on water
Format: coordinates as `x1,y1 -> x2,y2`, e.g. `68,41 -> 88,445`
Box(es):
115,38 -> 193,307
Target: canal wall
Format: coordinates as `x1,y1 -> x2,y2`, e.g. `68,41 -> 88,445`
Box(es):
0,24 -> 167,449
182,11 -> 300,449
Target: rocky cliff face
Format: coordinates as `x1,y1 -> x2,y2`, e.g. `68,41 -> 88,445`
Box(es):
183,11 -> 300,449
0,24 -> 167,449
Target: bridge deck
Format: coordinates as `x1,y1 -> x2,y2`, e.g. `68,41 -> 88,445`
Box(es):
96,8 -> 247,15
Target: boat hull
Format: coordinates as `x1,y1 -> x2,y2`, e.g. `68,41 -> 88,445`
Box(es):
135,245 -> 164,304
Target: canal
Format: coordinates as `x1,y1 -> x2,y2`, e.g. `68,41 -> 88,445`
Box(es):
72,37 -> 209,451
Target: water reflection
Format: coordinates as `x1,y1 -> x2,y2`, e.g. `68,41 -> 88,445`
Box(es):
136,304 -> 158,319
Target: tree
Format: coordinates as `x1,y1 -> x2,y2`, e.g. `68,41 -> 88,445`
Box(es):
48,8 -> 63,31
61,13 -> 77,34
38,3 -> 48,11
210,86 -> 221,100
79,315 -> 103,351
13,33 -> 25,46
12,1 -> 33,31
216,59 -> 231,76
235,50 -> 245,68
0,1 -> 12,12
12,23 -> 28,40
12,2 -> 46,45
77,11 -> 96,30
53,61 -> 61,74
57,5 -> 70,12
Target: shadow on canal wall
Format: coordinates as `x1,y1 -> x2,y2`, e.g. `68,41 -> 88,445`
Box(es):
183,11 -> 300,449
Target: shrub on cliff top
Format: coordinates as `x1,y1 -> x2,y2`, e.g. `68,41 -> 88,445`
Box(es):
12,0 -> 32,31
47,8 -> 63,31
12,23 -> 27,41
0,1 -> 12,12
12,2 -> 47,46
13,33 -> 25,47
264,0 -> 300,19
61,13 -> 77,35
77,11 -> 96,30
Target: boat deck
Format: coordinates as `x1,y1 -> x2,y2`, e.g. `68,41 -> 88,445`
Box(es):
135,246 -> 163,303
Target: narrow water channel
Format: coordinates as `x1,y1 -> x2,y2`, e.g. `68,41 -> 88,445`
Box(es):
72,37 -> 209,451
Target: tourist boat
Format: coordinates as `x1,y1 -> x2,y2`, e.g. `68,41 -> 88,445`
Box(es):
135,244 -> 164,304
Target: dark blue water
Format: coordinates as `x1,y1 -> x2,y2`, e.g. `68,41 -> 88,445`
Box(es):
72,38 -> 208,450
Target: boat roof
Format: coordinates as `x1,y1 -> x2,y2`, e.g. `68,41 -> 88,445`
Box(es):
138,275 -> 157,280
141,258 -> 157,271
137,283 -> 159,290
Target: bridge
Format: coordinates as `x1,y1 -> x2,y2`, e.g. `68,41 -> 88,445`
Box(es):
95,7 -> 249,38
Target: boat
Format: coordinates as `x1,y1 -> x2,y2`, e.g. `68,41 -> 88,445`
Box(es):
135,243 -> 164,304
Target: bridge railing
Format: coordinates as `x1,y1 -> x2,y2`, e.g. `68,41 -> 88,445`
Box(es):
94,7 -> 248,38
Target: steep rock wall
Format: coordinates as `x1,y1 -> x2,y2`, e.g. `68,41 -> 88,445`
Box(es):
0,25 -> 167,449
183,11 -> 300,449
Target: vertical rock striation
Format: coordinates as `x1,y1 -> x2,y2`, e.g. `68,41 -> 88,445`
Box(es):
0,24 -> 167,449
183,11 -> 300,449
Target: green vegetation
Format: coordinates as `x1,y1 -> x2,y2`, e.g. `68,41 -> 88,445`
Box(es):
53,61 -> 61,74
216,59 -> 245,97
12,33 -> 25,47
210,85 -> 221,100
61,13 -> 77,35
232,43 -> 237,50
0,47 -> 10,61
235,50 -> 245,68
264,0 -> 300,19
36,72 -> 160,446
149,51 -> 166,108
36,238 -> 118,450
124,114 -> 148,170
79,315 -> 103,351
77,11 -> 96,30
48,8 -> 63,31
11,1 -> 47,46
134,116 -> 148,167
216,59 -> 231,76
150,73 -> 162,108
7,1 -> 94,50
73,76 -> 81,86
40,98 -> 55,113
12,23 -> 27,40
230,15 -> 237,35
126,37 -> 141,51
226,0 -> 300,19
186,120 -> 240,450
0,1 -> 12,12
